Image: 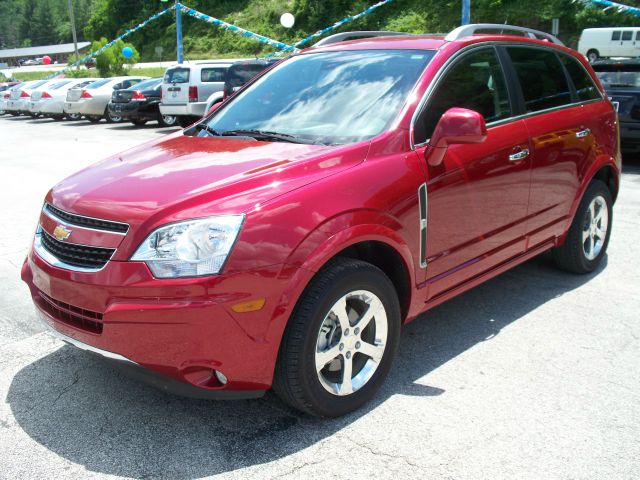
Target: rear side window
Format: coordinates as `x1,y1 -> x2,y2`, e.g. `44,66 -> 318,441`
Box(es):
201,68 -> 226,82
414,47 -> 511,143
164,68 -> 190,83
559,55 -> 601,101
612,31 -> 621,41
507,47 -> 571,113
622,31 -> 633,41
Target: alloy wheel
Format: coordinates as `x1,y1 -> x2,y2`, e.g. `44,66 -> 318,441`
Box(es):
582,195 -> 608,261
315,290 -> 388,396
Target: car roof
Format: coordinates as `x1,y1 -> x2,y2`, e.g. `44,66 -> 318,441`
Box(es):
306,30 -> 572,55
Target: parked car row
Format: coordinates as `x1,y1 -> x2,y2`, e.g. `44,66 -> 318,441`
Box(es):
0,59 -> 278,127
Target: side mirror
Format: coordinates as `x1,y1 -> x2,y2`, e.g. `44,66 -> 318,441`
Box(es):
426,108 -> 488,166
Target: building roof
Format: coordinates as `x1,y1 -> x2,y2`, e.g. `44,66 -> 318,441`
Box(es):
0,42 -> 91,59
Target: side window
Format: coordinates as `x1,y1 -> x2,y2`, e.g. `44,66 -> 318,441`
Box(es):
507,47 -> 571,113
413,48 -> 511,144
636,31 -> 640,41
622,31 -> 633,41
201,68 -> 226,82
112,82 -> 122,90
612,31 -> 621,41
559,54 -> 601,101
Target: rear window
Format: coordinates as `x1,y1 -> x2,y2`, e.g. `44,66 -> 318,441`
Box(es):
128,78 -> 161,90
507,47 -> 571,113
28,80 -> 47,90
201,67 -> 227,82
86,78 -> 112,89
164,67 -> 190,83
593,63 -> 640,88
226,63 -> 272,89
74,80 -> 100,89
50,80 -> 72,90
559,55 -> 601,101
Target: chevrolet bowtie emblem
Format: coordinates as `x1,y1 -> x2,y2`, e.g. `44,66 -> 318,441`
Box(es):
53,225 -> 72,241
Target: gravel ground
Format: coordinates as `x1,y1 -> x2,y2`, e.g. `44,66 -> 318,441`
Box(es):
0,115 -> 639,480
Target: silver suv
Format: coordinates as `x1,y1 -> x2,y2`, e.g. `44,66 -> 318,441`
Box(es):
159,61 -> 231,127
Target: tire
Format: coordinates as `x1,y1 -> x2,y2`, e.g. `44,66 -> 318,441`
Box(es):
587,49 -> 599,63
66,113 -> 81,121
552,179 -> 612,274
10,111 -> 20,116
105,107 -> 123,123
273,258 -> 401,417
131,118 -> 148,126
158,113 -> 177,127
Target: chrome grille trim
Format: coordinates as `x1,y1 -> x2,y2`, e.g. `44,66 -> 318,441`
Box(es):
33,228 -> 115,273
44,203 -> 129,234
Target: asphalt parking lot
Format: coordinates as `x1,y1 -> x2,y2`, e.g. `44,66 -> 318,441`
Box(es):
0,115 -> 639,479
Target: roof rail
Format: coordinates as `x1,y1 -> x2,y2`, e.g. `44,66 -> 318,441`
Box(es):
445,24 -> 564,46
314,31 -> 413,47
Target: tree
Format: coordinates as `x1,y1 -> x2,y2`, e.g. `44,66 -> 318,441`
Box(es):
90,37 -> 139,76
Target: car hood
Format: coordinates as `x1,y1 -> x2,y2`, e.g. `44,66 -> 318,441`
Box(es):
47,131 -> 368,230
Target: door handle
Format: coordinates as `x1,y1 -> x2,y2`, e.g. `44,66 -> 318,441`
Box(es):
508,148 -> 530,161
576,128 -> 591,138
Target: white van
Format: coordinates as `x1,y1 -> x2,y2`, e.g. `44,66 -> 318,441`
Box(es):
578,27 -> 640,63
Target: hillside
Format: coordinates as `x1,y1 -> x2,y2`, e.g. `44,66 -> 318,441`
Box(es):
2,0 -> 640,60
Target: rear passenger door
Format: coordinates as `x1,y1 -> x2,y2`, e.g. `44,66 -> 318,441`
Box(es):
503,46 -> 601,248
412,46 -> 532,299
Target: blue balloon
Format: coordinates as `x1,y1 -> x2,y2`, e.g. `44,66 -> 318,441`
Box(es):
122,46 -> 133,58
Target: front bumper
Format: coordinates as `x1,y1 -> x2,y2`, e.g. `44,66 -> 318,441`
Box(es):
159,102 -> 206,117
21,248 -> 288,398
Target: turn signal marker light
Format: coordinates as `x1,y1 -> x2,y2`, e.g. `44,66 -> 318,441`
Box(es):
231,298 -> 266,313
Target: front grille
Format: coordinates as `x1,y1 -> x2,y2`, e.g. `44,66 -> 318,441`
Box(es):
40,229 -> 115,269
38,290 -> 103,334
45,204 -> 129,233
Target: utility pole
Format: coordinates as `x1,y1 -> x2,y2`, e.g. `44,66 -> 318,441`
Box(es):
67,0 -> 79,69
461,0 -> 470,25
176,0 -> 184,63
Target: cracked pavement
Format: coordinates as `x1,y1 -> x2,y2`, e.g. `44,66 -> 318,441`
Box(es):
1,116 -> 639,479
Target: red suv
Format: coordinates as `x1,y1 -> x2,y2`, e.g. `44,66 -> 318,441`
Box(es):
22,24 -> 620,417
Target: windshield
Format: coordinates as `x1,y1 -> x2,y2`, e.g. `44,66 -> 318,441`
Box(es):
205,50 -> 435,145
595,70 -> 640,88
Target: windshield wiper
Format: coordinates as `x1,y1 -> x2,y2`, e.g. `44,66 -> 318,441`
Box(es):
221,129 -> 317,144
195,123 -> 222,136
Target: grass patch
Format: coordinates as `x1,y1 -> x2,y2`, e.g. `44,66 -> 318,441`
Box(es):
12,66 -> 169,81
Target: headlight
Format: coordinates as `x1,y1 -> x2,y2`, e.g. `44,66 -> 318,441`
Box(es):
131,215 -> 244,278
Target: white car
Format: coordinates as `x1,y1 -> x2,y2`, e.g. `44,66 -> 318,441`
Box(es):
64,76 -> 149,122
28,78 -> 101,120
5,80 -> 48,116
0,84 -> 22,115
159,61 -> 231,127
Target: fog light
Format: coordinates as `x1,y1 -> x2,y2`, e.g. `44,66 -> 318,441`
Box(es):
215,370 -> 228,385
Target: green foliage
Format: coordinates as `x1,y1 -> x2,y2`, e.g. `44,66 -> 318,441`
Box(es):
4,0 -> 640,61
0,0 -> 99,49
90,37 -> 139,76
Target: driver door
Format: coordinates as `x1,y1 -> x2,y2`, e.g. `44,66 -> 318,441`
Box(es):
412,46 -> 532,300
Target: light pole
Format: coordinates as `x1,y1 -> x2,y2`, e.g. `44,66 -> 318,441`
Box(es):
161,0 -> 184,63
176,0 -> 184,63
67,0 -> 79,69
461,0 -> 470,25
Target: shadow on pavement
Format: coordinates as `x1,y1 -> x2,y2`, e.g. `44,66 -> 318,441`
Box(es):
7,253 -> 605,478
